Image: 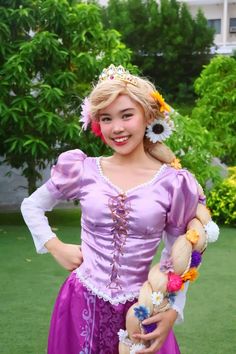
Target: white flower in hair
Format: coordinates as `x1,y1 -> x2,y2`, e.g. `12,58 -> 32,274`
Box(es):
117,329 -> 132,346
151,291 -> 164,306
204,220 -> 220,243
130,343 -> 146,354
146,118 -> 173,143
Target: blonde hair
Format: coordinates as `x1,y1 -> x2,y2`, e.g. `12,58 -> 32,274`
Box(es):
89,76 -> 163,122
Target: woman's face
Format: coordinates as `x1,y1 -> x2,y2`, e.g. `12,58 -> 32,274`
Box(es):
98,94 -> 147,156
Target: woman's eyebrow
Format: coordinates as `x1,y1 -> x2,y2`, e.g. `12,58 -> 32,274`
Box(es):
120,108 -> 135,113
99,113 -> 111,118
99,108 -> 135,117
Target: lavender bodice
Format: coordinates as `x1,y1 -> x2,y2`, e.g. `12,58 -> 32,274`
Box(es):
42,149 -> 201,305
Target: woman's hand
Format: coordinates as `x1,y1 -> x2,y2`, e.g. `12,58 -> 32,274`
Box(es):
133,309 -> 178,353
45,238 -> 83,271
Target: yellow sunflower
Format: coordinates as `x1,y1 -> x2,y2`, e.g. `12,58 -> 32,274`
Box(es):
151,91 -> 171,113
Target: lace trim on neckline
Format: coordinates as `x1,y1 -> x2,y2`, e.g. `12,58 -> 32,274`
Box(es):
96,157 -> 167,194
75,269 -> 139,305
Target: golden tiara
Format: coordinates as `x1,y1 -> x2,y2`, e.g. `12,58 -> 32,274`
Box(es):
98,64 -> 138,86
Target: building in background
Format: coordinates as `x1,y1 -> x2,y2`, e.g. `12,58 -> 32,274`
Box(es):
99,0 -> 236,55
181,0 -> 236,54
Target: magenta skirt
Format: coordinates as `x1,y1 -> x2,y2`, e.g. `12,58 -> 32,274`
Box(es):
48,272 -> 180,354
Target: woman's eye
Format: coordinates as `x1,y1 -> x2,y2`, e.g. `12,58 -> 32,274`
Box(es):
123,114 -> 133,120
100,117 -> 111,122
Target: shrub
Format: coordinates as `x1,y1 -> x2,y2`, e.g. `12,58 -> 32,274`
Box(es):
167,111 -> 221,186
207,167 -> 236,225
192,55 -> 236,165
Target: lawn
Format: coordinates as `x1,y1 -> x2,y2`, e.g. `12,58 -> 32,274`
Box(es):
0,210 -> 235,354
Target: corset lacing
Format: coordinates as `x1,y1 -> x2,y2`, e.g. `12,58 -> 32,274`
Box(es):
107,193 -> 131,289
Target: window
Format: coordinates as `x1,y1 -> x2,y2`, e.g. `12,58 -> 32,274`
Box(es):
229,18 -> 236,33
208,19 -> 221,34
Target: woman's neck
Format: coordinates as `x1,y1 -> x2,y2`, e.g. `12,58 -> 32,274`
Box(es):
110,151 -> 161,170
111,149 -> 148,166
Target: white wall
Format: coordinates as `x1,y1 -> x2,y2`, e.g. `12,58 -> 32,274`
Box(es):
0,160 -> 70,210
228,3 -> 236,43
184,1 -> 236,51
0,159 -> 50,209
189,4 -> 224,43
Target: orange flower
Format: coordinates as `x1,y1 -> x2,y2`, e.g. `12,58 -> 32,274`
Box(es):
181,268 -> 199,282
170,157 -> 182,169
186,229 -> 199,245
151,91 -> 171,113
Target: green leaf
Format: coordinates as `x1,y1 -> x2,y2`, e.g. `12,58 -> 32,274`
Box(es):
0,0 -> 132,192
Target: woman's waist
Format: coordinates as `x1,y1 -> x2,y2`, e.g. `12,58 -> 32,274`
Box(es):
80,238 -> 157,270
81,225 -> 161,256
81,220 -> 162,240
74,264 -> 143,305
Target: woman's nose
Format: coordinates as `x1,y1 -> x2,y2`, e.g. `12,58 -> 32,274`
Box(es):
112,119 -> 124,134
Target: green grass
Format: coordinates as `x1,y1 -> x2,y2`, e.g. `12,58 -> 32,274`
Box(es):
0,210 -> 235,354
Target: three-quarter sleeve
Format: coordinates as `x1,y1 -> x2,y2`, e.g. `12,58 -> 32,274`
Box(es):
161,169 -> 204,323
21,149 -> 87,253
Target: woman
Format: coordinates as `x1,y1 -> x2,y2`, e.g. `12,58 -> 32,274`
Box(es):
21,64 -> 219,354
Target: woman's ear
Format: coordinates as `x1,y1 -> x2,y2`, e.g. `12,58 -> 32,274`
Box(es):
146,115 -> 154,125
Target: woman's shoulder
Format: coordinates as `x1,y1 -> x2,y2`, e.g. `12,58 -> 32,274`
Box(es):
160,165 -> 198,191
163,164 -> 196,179
57,149 -> 88,163
53,149 -> 99,179
51,149 -> 90,180
47,149 -> 92,200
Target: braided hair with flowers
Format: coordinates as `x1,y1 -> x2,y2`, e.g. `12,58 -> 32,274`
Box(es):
79,65 -> 219,354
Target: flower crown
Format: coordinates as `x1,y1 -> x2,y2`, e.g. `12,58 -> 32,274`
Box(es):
80,64 -> 174,143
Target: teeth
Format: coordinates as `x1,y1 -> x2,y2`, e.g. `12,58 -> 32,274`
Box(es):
114,137 -> 129,142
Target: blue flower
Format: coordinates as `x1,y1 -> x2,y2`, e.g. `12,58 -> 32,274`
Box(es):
134,305 -> 150,321
168,292 -> 176,305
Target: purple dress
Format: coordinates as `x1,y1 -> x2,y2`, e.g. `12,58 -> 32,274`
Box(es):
21,149 -> 202,354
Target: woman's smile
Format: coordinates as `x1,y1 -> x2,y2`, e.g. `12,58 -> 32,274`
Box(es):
112,135 -> 130,145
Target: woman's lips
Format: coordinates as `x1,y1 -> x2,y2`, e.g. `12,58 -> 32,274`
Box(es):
112,136 -> 130,145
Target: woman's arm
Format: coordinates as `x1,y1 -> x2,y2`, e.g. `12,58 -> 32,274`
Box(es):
45,237 -> 83,271
21,184 -> 59,253
133,309 -> 178,354
21,184 -> 83,270
159,232 -> 190,324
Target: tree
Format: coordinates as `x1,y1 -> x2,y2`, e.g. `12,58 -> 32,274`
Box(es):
102,0 -> 214,102
167,111 -> 221,187
191,55 -> 236,165
0,0 -> 131,194
102,0 -> 151,54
